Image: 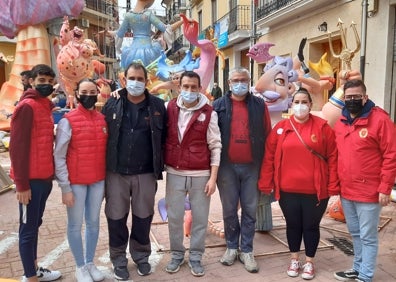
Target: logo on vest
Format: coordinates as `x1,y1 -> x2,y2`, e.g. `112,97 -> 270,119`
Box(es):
359,128 -> 368,138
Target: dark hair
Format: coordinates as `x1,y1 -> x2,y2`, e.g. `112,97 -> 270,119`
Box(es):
124,62 -> 148,80
292,87 -> 312,103
180,71 -> 201,87
30,64 -> 56,80
20,70 -> 32,78
343,79 -> 366,94
75,78 -> 97,91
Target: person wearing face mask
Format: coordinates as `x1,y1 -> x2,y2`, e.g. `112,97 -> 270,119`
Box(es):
258,88 -> 339,280
164,71 -> 221,277
212,67 -> 271,274
10,64 -> 62,282
54,79 -> 107,282
101,62 -> 166,281
333,80 -> 396,282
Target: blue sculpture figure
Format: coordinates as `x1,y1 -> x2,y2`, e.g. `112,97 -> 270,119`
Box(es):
115,0 -> 182,69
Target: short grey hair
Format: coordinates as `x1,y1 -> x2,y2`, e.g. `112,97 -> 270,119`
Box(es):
228,67 -> 251,80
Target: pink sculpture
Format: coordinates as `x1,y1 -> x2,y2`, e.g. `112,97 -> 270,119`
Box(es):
57,16 -> 96,108
180,14 -> 217,91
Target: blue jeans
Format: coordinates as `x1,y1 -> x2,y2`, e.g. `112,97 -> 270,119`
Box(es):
217,163 -> 259,253
341,197 -> 382,282
19,179 -> 52,278
67,181 -> 104,267
166,173 -> 211,261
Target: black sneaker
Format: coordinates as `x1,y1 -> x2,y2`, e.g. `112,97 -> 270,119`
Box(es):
114,266 -> 129,281
165,258 -> 185,273
334,269 -> 359,281
188,260 -> 205,277
137,262 -> 151,276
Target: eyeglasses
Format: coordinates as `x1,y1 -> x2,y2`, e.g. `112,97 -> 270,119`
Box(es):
229,79 -> 250,84
344,94 -> 363,101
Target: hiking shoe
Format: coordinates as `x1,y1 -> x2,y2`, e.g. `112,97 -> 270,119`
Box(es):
113,265 -> 129,281
239,252 -> 259,273
165,258 -> 185,273
137,262 -> 151,276
188,260 -> 205,277
287,259 -> 301,277
301,262 -> 315,280
334,269 -> 359,281
75,265 -> 93,282
220,248 -> 238,266
86,263 -> 104,281
36,267 -> 62,281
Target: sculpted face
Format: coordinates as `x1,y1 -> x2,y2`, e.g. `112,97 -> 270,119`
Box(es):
255,56 -> 298,112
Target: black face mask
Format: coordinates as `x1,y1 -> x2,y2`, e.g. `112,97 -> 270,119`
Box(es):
77,95 -> 97,109
35,84 -> 54,97
345,99 -> 364,114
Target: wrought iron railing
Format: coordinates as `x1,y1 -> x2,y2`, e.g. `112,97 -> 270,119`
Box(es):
215,5 -> 251,34
257,0 -> 298,19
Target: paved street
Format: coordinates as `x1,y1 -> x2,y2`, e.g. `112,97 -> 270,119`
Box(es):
0,151 -> 395,281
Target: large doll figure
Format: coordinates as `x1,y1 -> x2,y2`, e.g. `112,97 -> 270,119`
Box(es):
115,0 -> 182,69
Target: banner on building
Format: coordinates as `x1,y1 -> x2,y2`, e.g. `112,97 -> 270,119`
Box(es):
217,16 -> 229,48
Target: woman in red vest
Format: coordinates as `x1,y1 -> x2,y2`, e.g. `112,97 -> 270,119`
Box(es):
54,79 -> 108,282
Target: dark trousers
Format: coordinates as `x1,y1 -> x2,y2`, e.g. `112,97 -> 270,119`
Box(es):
19,179 -> 52,278
278,191 -> 329,258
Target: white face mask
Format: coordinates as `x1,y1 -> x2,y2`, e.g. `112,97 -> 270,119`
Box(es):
180,90 -> 199,104
292,103 -> 310,119
231,82 -> 249,96
126,80 -> 145,96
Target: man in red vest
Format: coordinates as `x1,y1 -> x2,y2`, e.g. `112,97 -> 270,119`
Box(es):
10,64 -> 62,282
164,71 -> 222,277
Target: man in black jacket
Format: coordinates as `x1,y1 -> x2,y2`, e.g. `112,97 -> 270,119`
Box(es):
102,62 -> 166,281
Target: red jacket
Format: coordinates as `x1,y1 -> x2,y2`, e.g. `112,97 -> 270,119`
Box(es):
334,106 -> 396,202
65,106 -> 107,184
10,90 -> 54,191
258,114 -> 339,201
165,99 -> 212,170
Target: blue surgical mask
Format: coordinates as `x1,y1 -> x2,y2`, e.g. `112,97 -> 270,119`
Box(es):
126,80 -> 145,96
231,82 -> 249,96
180,90 -> 199,104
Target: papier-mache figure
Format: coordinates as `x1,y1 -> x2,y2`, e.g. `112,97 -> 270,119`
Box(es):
254,56 -> 299,127
115,0 -> 182,69
57,16 -> 96,108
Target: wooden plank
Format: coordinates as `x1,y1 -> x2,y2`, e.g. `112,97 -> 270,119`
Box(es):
0,165 -> 14,194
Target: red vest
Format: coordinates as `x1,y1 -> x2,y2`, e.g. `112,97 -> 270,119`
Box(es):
165,99 -> 212,170
65,106 -> 107,184
19,97 -> 54,179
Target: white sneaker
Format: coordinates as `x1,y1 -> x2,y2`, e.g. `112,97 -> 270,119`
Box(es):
239,252 -> 259,273
75,265 -> 93,282
301,262 -> 315,280
35,267 -> 62,281
287,259 -> 301,277
220,248 -> 238,266
86,263 -> 104,281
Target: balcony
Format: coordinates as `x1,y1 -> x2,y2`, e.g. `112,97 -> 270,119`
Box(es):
167,0 -> 189,21
190,0 -> 203,7
215,5 -> 251,47
256,0 -> 329,31
171,34 -> 191,54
